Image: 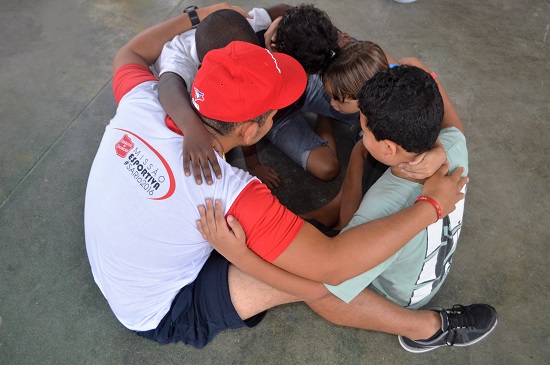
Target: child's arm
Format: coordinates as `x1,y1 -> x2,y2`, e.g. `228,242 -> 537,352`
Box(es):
156,4 -> 255,185
398,57 -> 463,132
242,145 -> 282,190
158,72 -> 223,185
197,199 -> 329,301
395,56 -> 465,179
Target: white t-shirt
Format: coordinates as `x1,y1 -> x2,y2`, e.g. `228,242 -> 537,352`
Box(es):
84,64 -> 302,331
151,7 -> 272,91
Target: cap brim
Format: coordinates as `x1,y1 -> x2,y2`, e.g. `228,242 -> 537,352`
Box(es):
269,52 -> 307,110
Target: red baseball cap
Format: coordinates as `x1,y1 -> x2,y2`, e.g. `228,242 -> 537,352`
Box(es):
191,41 -> 307,122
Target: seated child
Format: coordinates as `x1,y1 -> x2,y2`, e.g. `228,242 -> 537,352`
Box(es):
318,61 -> 467,310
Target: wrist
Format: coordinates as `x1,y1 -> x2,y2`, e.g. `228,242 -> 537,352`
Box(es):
415,195 -> 442,223
184,6 -> 200,29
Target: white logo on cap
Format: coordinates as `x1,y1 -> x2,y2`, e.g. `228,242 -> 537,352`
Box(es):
265,49 -> 281,73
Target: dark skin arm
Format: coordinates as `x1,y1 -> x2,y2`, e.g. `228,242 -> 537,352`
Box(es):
158,72 -> 223,184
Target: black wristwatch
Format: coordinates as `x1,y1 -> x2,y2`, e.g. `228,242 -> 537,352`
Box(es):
183,5 -> 200,29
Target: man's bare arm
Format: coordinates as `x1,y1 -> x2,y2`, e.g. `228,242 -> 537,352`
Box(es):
197,199 -> 329,301
273,164 -> 468,286
113,2 -> 250,71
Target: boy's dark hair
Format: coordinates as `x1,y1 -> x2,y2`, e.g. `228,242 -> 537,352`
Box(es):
322,41 -> 389,102
358,65 -> 444,154
200,110 -> 273,136
196,9 -> 259,62
275,4 -> 338,75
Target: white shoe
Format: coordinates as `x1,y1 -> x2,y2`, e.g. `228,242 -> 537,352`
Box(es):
393,0 -> 417,3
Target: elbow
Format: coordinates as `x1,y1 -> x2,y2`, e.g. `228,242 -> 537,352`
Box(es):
319,267 -> 348,287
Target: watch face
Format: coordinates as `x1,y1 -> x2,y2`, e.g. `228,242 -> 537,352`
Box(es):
184,6 -> 198,13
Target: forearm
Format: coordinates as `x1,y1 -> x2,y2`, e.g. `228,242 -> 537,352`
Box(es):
275,201 -> 438,286
230,249 -> 330,301
242,145 -> 261,168
158,72 -> 205,134
337,142 -> 368,228
264,3 -> 292,20
434,75 -> 463,132
113,11 -> 195,71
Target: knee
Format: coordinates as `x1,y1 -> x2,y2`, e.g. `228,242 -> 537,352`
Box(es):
308,156 -> 340,181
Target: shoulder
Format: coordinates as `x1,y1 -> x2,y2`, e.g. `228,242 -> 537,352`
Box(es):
113,64 -> 158,104
439,127 -> 468,175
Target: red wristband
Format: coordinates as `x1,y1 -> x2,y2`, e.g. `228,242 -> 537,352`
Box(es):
415,195 -> 442,222
430,71 -> 437,79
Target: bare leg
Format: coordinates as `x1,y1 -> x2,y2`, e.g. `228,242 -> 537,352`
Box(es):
301,141 -> 368,229
306,288 -> 441,340
228,264 -> 301,320
230,263 -> 440,340
306,116 -> 340,181
299,187 -> 342,227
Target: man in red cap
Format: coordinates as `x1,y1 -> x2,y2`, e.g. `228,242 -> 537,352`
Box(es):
84,4 -> 490,352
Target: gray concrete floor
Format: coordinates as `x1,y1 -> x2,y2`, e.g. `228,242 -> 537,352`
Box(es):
0,0 -> 548,364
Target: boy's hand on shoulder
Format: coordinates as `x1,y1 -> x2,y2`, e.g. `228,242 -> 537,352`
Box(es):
421,163 -> 468,218
197,199 -> 248,261
183,129 -> 223,185
399,140 -> 446,179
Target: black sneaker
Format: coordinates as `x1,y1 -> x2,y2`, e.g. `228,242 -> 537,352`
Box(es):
398,304 -> 498,353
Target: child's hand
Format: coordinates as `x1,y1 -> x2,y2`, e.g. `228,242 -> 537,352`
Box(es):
264,16 -> 282,52
183,129 -> 223,185
399,140 -> 447,179
197,199 -> 248,260
247,163 -> 282,190
422,164 -> 468,219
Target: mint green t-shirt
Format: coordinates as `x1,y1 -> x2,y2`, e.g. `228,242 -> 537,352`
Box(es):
325,127 -> 468,309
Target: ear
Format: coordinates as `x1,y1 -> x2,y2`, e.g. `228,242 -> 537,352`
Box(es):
240,121 -> 260,145
382,139 -> 398,157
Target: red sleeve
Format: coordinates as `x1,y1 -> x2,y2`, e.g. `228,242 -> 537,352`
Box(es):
227,180 -> 304,262
113,64 -> 158,104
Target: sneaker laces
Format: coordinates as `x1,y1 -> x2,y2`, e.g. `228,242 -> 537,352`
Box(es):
444,305 -> 475,346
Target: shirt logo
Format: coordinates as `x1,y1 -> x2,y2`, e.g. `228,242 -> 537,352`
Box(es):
115,134 -> 134,158
114,128 -> 176,200
192,87 -> 205,111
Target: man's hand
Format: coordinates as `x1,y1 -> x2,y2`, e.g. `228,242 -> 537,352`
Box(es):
264,16 -> 282,52
399,140 -> 447,179
197,199 -> 248,261
421,163 -> 468,218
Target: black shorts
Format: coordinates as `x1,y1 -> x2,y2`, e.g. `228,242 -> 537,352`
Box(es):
136,251 -> 266,349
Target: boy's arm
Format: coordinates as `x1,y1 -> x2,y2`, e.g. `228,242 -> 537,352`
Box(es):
158,72 -> 223,184
264,3 -> 292,20
396,57 -> 464,179
197,199 -> 329,301
113,3 -> 249,72
399,57 -> 464,132
242,145 -> 282,190
274,163 -> 468,286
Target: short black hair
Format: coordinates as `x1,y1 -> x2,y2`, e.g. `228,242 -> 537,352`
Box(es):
275,4 -> 338,75
195,9 -> 259,62
358,65 -> 444,154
